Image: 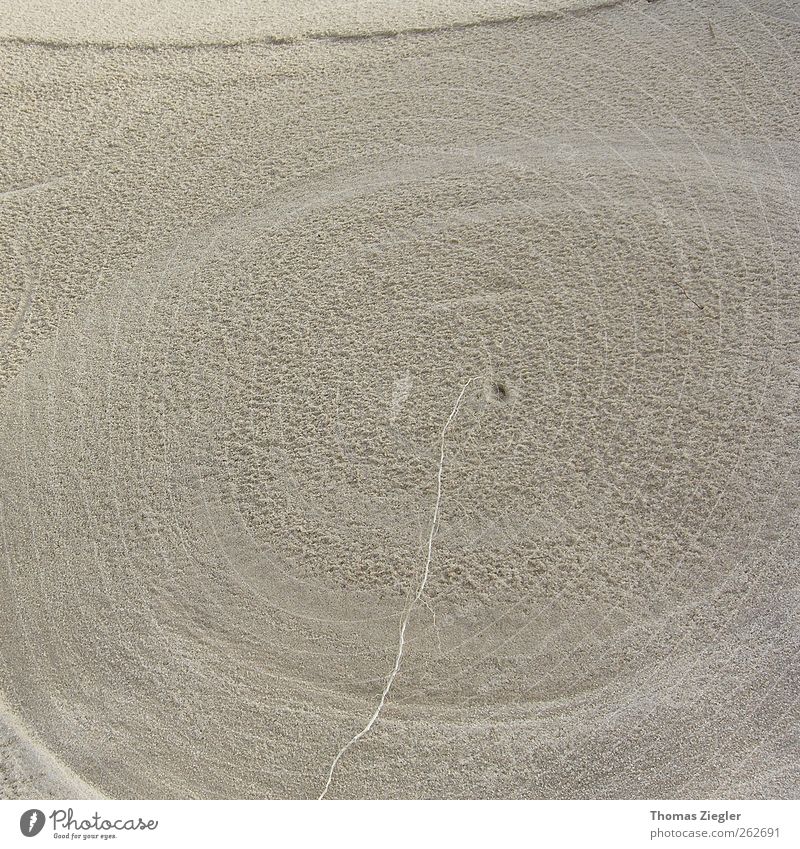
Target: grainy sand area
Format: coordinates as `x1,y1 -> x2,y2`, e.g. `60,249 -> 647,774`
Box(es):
0,0 -> 798,799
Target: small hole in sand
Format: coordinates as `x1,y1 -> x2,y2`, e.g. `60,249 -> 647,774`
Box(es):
492,381 -> 509,402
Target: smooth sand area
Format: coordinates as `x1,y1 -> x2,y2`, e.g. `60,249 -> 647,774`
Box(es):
1,0 -> 798,798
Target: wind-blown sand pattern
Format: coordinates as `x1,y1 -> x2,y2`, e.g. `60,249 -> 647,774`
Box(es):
0,0 -> 798,799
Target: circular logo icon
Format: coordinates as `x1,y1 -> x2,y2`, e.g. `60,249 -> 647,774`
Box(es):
20,809 -> 45,837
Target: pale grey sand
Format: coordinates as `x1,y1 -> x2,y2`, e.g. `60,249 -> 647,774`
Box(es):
0,0 -> 798,799
0,0 -> 606,45
0,695 -> 97,799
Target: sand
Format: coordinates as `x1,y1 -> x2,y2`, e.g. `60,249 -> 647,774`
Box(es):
0,0 -> 798,799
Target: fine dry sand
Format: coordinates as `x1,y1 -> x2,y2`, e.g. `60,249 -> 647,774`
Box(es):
0,0 -> 798,799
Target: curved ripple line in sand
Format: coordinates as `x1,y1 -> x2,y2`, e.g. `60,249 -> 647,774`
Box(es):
1,0 -> 797,799
0,0 -> 621,50
0,696 -> 101,799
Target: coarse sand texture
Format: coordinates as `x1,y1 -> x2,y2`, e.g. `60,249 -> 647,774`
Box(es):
0,0 -> 798,799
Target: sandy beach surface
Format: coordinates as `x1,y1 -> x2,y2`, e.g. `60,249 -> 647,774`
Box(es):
0,0 -> 798,799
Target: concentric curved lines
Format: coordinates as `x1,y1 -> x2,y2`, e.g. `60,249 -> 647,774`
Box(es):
0,0 -> 797,800
362,128 -> 725,705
